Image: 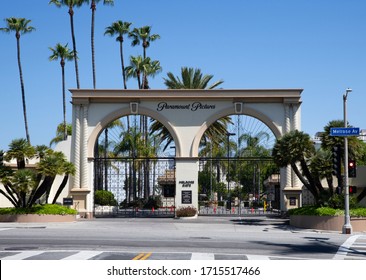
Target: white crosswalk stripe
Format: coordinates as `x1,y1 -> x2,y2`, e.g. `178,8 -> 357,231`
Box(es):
1,251 -> 46,260
190,253 -> 215,260
246,254 -> 270,260
0,228 -> 13,232
333,235 -> 362,260
61,251 -> 103,260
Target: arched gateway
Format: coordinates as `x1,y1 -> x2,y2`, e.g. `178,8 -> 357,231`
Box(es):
70,89 -> 302,217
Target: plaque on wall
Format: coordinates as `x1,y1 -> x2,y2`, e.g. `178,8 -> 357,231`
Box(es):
181,190 -> 192,204
289,197 -> 297,206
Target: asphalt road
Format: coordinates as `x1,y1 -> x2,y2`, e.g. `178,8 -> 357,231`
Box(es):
0,215 -> 365,260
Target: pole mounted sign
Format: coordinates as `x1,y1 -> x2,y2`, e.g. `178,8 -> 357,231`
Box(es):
330,127 -> 360,137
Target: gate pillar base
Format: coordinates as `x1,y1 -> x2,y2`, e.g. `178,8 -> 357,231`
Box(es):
70,188 -> 91,218
175,159 -> 199,213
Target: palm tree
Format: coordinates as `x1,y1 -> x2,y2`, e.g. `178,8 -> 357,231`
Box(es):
50,123 -> 73,147
129,26 -> 160,59
104,20 -> 132,89
151,67 -> 230,150
129,26 -> 160,89
90,0 -> 114,88
238,131 -> 270,157
125,55 -> 152,89
4,138 -> 35,170
1,17 -> 35,144
272,130 -> 324,201
49,43 -> 75,140
164,67 -> 224,89
49,0 -> 84,89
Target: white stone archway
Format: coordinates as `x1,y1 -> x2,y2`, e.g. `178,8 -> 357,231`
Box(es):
69,89 -> 302,217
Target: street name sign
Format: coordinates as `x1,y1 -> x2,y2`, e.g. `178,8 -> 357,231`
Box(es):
330,127 -> 360,137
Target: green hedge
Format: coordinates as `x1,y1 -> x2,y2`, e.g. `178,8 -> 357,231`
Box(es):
288,206 -> 366,217
0,204 -> 77,215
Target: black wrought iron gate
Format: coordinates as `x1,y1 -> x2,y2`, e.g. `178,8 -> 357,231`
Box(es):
93,157 -> 176,217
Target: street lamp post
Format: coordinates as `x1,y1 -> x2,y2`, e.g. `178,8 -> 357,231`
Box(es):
343,88 -> 353,234
226,132 -> 236,210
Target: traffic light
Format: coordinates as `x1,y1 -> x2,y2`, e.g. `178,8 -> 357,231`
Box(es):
332,145 -> 341,176
348,159 -> 357,178
335,186 -> 343,194
349,186 -> 357,194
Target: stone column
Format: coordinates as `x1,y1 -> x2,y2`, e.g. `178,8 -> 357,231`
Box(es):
81,104 -> 89,189
73,105 -> 81,189
70,103 -> 91,218
284,104 -> 292,188
291,103 -> 302,189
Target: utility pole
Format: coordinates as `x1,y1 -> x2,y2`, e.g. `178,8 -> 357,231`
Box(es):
343,88 -> 353,234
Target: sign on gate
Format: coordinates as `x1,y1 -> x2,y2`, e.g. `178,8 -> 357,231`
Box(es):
182,190 -> 192,204
63,198 -> 73,206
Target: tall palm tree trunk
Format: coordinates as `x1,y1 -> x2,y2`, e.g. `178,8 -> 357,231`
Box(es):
16,33 -> 31,144
61,60 -> 67,140
119,40 -> 127,89
91,1 -> 96,89
68,7 -> 80,89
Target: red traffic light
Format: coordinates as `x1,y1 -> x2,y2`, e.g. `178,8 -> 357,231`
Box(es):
349,186 -> 357,194
348,160 -> 357,178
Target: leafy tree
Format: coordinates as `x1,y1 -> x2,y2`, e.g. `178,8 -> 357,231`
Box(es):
129,25 -> 160,60
272,130 -> 324,202
129,26 -> 160,89
94,190 -> 117,205
164,67 -> 223,89
50,123 -> 73,147
49,43 -> 75,140
49,0 -> 84,88
104,20 -> 132,89
0,139 -> 75,208
1,17 -> 35,144
125,55 -> 150,89
4,138 -> 35,169
273,125 -> 366,205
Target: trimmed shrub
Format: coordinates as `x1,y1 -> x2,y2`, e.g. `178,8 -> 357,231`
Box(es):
288,206 -> 366,217
94,190 -> 117,206
0,204 -> 77,215
176,206 -> 197,217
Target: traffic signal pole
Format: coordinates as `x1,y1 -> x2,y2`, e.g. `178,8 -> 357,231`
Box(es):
343,89 -> 352,234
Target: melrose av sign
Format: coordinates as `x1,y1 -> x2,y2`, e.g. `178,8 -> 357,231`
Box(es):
330,127 -> 360,137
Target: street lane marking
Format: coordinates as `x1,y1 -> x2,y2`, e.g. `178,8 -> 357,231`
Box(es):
133,253 -> 145,260
133,252 -> 152,260
1,251 -> 45,260
333,235 -> 361,260
246,254 -> 270,260
191,253 -> 214,260
0,228 -> 13,231
140,252 -> 152,260
61,250 -> 103,260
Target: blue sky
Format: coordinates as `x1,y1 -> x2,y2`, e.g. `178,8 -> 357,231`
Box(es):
1,0 -> 365,151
